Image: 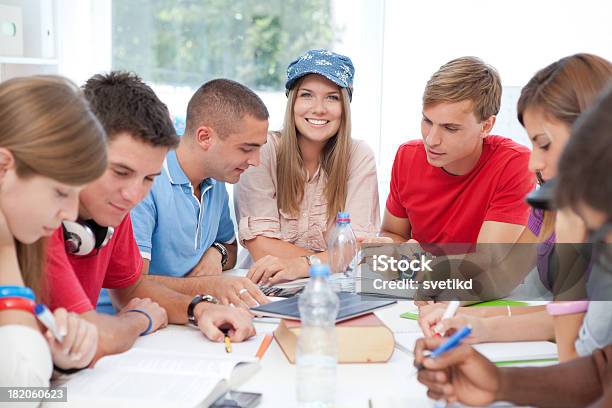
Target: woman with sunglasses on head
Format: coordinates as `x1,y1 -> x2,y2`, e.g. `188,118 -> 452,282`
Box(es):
235,49 -> 380,285
0,76 -> 107,394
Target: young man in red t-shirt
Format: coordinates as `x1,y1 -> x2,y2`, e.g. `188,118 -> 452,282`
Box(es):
382,57 -> 534,245
45,72 -> 256,361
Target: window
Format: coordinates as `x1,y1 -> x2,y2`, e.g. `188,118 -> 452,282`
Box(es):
112,0 -> 342,133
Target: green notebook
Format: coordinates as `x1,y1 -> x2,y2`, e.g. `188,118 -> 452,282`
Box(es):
400,299 -> 529,320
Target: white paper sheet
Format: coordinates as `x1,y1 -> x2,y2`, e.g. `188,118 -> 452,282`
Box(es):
395,333 -> 558,363
132,325 -> 268,358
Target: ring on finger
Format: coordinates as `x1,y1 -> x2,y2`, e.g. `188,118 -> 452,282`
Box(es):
238,288 -> 248,295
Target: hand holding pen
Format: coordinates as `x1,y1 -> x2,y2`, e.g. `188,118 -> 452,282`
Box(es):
433,300 -> 461,337
413,326 -> 501,406
221,327 -> 232,353
38,305 -> 99,370
419,303 -> 490,344
415,325 -> 472,371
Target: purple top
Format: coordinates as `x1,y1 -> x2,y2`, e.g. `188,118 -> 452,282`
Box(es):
528,209 -> 556,291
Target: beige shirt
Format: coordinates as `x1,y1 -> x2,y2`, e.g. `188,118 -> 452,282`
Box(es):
234,133 -> 380,252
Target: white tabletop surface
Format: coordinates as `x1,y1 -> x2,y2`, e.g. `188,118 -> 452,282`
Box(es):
237,301 -> 433,408
225,269 -> 535,408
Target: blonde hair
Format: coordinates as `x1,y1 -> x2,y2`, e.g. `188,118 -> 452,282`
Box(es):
0,75 -> 108,296
423,56 -> 502,122
276,79 -> 352,222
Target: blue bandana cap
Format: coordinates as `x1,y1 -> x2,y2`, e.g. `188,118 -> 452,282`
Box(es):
285,49 -> 355,101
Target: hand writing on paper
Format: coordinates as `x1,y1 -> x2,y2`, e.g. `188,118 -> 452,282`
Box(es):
418,305 -> 488,343
194,302 -> 256,342
47,308 -> 98,369
414,337 -> 500,406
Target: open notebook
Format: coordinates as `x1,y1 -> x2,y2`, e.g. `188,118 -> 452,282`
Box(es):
55,326 -> 266,408
395,332 -> 558,366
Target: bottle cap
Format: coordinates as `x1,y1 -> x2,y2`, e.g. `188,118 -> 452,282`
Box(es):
336,211 -> 350,223
309,264 -> 331,278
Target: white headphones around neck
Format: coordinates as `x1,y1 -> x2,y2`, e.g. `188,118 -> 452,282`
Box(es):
62,220 -> 114,256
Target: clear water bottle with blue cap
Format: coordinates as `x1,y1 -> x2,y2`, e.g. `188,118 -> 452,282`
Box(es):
327,211 -> 358,292
296,264 -> 339,407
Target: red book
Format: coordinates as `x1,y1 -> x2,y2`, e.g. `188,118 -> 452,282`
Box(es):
274,312 -> 395,364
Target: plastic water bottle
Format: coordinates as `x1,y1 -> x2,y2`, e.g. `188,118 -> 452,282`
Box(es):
296,264 -> 340,408
327,211 -> 358,292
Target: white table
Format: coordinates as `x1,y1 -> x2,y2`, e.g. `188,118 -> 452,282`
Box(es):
223,268 -> 433,406
237,301 -> 434,408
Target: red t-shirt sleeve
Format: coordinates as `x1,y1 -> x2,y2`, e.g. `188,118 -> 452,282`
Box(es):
102,215 -> 142,289
386,145 -> 409,218
45,228 -> 93,313
484,151 -> 535,225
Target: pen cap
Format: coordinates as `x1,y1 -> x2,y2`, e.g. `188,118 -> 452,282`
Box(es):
34,303 -> 46,315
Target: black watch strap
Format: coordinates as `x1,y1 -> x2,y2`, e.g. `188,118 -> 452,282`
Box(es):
187,294 -> 218,325
211,242 -> 229,267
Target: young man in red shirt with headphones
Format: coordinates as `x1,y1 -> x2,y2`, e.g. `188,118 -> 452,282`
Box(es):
45,72 -> 256,361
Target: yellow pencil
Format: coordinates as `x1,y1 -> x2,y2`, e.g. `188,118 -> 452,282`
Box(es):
223,330 -> 232,353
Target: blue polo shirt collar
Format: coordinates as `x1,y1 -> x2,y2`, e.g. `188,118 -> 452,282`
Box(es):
163,150 -> 217,190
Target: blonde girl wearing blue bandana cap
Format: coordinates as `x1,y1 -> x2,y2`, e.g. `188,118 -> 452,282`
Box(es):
235,49 -> 380,285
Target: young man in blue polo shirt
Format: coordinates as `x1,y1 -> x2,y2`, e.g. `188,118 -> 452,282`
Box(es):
117,79 -> 269,309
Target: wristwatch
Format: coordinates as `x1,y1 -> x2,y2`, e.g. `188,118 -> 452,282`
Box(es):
187,294 -> 219,325
211,242 -> 229,267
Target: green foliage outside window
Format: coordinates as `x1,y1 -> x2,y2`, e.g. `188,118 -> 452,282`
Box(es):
113,0 -> 336,90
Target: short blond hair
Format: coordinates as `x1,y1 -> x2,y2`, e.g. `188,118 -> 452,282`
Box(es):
423,56 -> 502,122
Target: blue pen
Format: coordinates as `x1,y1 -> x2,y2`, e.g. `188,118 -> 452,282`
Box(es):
35,304 -> 64,342
416,325 -> 472,370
